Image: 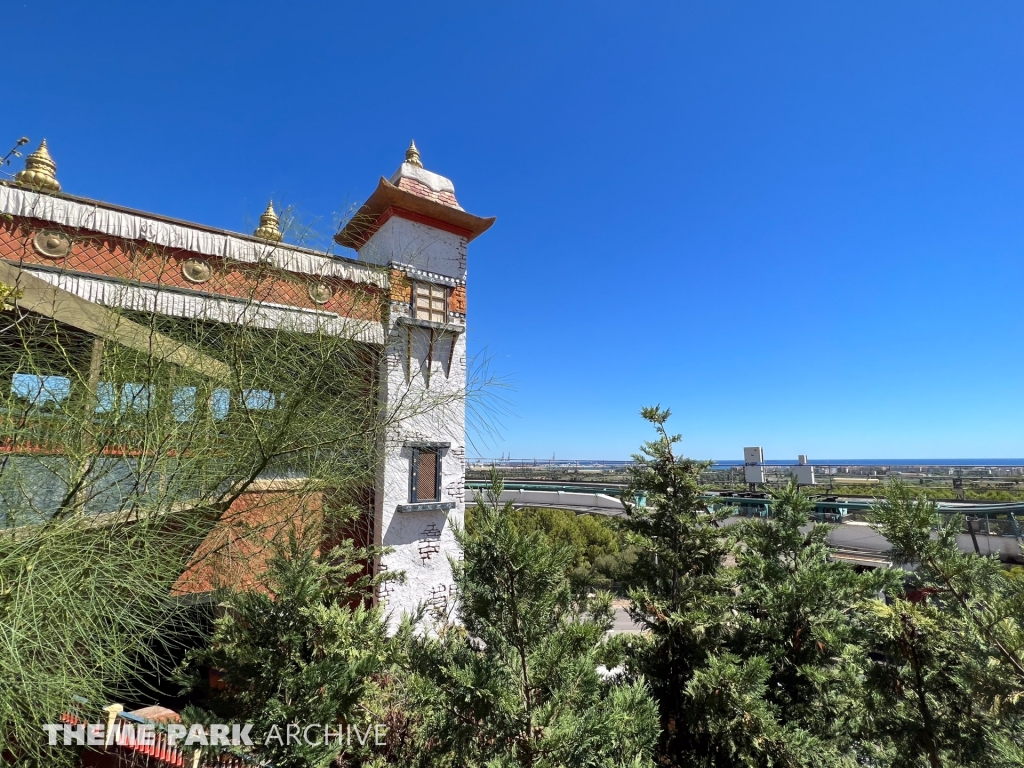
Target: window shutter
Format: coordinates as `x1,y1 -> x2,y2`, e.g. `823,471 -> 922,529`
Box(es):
413,282 -> 448,324
417,449 -> 439,502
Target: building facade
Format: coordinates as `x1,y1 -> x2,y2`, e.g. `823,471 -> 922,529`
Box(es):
0,139 -> 492,621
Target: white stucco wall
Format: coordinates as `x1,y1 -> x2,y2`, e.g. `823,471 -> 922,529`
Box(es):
358,217 -> 467,281
363,214 -> 469,628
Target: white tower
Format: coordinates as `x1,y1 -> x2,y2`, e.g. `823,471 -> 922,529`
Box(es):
336,142 -> 494,624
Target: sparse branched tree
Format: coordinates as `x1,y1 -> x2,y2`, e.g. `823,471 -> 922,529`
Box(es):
0,205 -> 474,766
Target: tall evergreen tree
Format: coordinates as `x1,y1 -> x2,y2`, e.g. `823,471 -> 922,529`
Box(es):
619,407 -> 903,767
863,481 -> 1024,768
729,480 -> 901,766
399,471 -> 658,768
618,406 -> 790,767
178,513 -> 392,768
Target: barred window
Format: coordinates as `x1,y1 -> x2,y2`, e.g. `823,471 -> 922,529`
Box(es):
413,282 -> 448,324
410,447 -> 441,503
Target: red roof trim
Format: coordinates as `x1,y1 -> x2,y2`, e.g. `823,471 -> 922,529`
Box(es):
335,178 -> 494,250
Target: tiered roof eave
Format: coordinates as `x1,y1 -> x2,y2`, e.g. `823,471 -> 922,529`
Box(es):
334,177 -> 495,250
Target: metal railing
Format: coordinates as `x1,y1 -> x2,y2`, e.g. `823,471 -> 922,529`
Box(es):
709,492 -> 1024,538
467,459 -> 1024,501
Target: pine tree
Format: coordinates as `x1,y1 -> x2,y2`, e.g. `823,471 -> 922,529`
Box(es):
619,406 -> 799,767
862,480 -> 1024,768
619,408 -> 922,767
177,512 -> 392,768
399,470 -> 659,768
729,479 -> 902,766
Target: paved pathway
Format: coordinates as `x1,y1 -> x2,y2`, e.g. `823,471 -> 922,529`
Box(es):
611,600 -> 643,634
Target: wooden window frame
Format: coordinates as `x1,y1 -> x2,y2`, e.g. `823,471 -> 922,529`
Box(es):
409,446 -> 442,503
412,281 -> 449,325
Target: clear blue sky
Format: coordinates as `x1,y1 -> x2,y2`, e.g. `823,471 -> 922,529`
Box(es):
6,2 -> 1023,460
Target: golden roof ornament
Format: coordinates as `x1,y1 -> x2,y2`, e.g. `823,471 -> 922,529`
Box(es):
253,200 -> 283,242
405,140 -> 422,168
15,139 -> 61,193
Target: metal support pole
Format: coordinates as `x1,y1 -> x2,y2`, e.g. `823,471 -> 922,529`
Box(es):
966,516 -> 981,555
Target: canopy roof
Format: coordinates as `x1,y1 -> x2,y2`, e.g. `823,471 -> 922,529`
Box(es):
335,177 -> 495,250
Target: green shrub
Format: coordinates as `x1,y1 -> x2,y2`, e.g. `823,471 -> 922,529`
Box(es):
465,504 -> 631,588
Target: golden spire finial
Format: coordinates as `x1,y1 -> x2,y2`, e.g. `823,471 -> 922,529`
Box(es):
253,200 -> 283,242
15,139 -> 61,193
405,140 -> 422,168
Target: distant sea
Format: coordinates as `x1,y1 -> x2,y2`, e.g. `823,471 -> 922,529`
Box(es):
473,459 -> 1024,467
713,459 -> 1024,467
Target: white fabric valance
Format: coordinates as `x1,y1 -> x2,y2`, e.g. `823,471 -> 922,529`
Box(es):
0,184 -> 387,288
25,268 -> 385,344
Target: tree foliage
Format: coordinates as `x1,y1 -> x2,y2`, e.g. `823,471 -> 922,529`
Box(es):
178,514 -> 392,768
394,471 -> 659,768
618,406 -> 743,765
619,406 -> 1024,768
863,481 -> 1024,767
727,478 -> 901,766
468,504 -> 630,587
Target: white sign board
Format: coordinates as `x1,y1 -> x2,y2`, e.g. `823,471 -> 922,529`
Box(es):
792,465 -> 815,485
743,446 -> 763,465
744,465 -> 765,484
